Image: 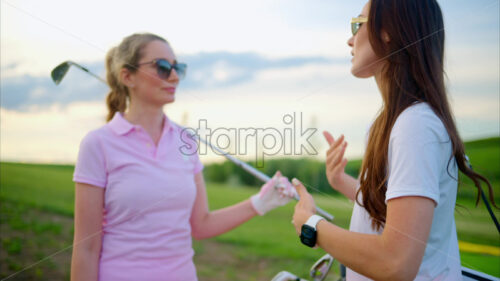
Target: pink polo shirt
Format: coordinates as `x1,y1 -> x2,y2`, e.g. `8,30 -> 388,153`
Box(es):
73,112 -> 203,281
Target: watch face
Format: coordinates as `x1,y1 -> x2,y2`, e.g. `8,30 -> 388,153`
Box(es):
300,225 -> 317,247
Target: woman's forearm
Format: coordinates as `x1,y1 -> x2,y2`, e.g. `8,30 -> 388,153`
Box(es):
71,183 -> 104,281
317,221 -> 402,280
191,199 -> 257,239
70,248 -> 100,281
293,183 -> 432,281
316,220 -> 416,281
333,173 -> 359,201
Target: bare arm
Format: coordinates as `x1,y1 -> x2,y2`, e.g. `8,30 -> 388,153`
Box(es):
323,131 -> 358,201
317,197 -> 434,280
71,183 -> 104,281
332,173 -> 358,201
189,172 -> 258,240
293,180 -> 435,281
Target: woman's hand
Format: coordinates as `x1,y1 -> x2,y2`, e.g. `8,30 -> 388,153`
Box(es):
323,131 -> 349,190
250,171 -> 297,215
291,178 -> 316,235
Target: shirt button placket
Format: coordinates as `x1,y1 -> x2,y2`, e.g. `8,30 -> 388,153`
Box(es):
136,127 -> 154,158
145,142 -> 154,157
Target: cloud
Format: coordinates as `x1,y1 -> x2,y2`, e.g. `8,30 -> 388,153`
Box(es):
1,51 -> 498,164
1,52 -> 337,111
179,51 -> 336,90
0,62 -> 19,72
0,72 -> 107,112
0,101 -> 107,164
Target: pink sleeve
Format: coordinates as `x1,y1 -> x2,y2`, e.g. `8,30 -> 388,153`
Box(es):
179,126 -> 204,174
192,151 -> 204,174
73,131 -> 107,188
187,136 -> 203,174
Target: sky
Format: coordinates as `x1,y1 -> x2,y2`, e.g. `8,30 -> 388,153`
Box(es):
1,0 -> 499,165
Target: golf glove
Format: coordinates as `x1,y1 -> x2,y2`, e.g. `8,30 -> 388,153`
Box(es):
251,171 -> 297,215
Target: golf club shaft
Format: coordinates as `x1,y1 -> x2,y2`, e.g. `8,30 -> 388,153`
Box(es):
198,137 -> 270,183
53,61 -> 334,221
197,137 -> 334,220
71,62 -> 107,84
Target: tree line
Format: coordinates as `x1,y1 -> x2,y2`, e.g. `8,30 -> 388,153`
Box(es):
202,157 -> 362,195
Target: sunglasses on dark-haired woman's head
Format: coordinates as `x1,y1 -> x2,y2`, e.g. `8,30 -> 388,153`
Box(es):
137,59 -> 187,80
351,16 -> 368,36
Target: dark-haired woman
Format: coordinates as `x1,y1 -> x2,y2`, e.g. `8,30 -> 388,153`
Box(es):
70,33 -> 296,281
292,1 -> 496,280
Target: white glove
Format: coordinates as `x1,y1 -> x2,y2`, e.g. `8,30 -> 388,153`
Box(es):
250,171 -> 297,215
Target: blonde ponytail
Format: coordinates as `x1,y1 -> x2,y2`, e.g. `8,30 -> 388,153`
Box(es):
104,33 -> 168,122
105,47 -> 128,122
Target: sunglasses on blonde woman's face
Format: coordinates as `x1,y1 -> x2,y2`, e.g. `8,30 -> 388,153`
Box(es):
351,16 -> 368,36
137,59 -> 187,80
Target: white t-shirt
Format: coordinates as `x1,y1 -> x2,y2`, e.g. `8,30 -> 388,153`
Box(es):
347,103 -> 462,280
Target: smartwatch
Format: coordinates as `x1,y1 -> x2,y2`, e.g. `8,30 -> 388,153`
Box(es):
300,215 -> 325,247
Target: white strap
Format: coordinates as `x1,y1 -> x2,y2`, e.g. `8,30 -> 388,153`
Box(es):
305,214 -> 325,230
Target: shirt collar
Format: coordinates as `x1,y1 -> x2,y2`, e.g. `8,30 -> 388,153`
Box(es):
108,111 -> 174,136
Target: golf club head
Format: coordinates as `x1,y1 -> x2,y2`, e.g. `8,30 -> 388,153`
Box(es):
51,61 -> 72,85
271,271 -> 307,281
310,254 -> 334,281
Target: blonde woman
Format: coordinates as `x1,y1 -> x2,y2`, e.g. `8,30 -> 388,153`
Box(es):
70,33 -> 296,281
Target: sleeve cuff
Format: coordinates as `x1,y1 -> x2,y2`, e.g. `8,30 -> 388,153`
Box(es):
193,163 -> 204,174
73,175 -> 106,188
385,188 -> 439,206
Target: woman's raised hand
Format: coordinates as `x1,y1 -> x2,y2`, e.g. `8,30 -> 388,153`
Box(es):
323,131 -> 349,191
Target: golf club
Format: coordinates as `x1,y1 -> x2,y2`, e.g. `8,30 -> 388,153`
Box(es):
270,253 -> 340,281
194,134 -> 334,220
51,60 -> 335,221
51,61 -> 106,85
309,254 -> 334,281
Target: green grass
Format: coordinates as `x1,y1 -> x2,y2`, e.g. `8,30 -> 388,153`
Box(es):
204,184 -> 500,277
1,137 -> 499,279
0,163 -> 75,216
456,138 -> 500,203
0,199 -> 73,280
206,182 -> 353,260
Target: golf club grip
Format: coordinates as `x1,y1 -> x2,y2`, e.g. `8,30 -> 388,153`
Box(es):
197,136 -> 334,221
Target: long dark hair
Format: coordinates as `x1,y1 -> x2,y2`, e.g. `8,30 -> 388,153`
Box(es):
357,0 -> 497,231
